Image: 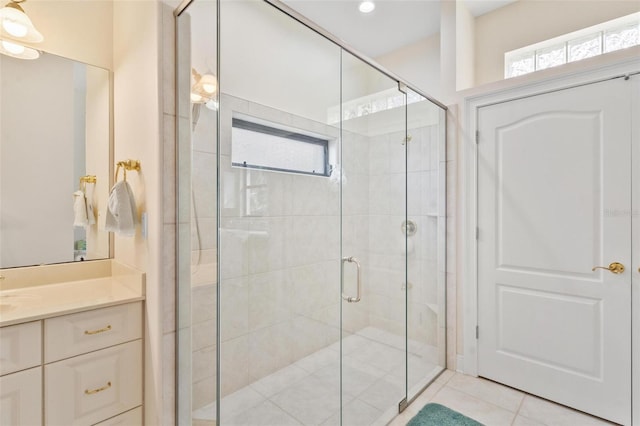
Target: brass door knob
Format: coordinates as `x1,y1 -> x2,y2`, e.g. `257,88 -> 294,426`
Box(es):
592,262 -> 625,274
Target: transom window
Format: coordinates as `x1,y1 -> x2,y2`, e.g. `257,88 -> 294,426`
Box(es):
505,12 -> 640,78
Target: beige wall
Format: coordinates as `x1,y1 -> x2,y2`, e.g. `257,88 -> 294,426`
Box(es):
375,34 -> 442,101
112,1 -> 171,424
22,0 -> 113,70
475,0 -> 640,85
456,1 -> 475,90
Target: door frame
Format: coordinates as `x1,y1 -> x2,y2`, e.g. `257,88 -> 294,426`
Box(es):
460,52 -> 640,395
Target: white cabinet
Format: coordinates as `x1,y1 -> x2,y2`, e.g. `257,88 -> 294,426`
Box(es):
0,302 -> 143,426
0,367 -> 42,426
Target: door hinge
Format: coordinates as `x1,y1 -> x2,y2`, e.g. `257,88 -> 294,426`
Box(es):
476,326 -> 479,339
475,130 -> 479,144
399,398 -> 408,413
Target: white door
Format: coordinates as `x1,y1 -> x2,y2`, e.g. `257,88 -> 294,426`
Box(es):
477,77 -> 632,425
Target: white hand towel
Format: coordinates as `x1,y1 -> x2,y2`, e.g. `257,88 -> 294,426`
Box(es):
73,190 -> 88,227
104,181 -> 137,237
85,184 -> 96,226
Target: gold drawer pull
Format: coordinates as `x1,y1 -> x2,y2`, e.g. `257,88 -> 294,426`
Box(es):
84,325 -> 112,335
85,381 -> 111,395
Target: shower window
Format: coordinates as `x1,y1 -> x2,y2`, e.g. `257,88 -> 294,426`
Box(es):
231,116 -> 331,176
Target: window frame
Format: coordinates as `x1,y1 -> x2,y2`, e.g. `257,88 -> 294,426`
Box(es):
231,117 -> 331,177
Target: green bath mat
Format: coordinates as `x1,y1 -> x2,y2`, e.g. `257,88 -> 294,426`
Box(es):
407,403 -> 484,426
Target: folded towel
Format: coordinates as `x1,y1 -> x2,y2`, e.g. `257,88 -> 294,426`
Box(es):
73,190 -> 88,227
104,181 -> 137,237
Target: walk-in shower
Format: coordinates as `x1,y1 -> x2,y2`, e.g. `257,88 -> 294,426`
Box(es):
176,1 -> 447,424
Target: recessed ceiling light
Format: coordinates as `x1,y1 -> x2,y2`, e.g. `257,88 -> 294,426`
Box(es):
359,1 -> 375,13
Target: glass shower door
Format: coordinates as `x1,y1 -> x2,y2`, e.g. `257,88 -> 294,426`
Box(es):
339,50 -> 408,425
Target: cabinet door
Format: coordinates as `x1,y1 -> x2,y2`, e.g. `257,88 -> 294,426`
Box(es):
0,321 -> 41,375
44,340 -> 142,426
0,367 -> 42,426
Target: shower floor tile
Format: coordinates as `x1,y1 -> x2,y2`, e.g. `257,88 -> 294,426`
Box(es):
192,327 -> 442,425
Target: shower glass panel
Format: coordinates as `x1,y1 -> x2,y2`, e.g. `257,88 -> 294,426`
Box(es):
405,88 -> 447,402
176,1 -> 448,424
176,1 -> 219,425
218,1 -> 342,424
339,50 -> 408,425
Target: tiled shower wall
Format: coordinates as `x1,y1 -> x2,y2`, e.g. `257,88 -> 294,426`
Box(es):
366,124 -> 441,347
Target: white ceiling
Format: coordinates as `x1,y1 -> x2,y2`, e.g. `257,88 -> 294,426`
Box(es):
280,0 -> 518,58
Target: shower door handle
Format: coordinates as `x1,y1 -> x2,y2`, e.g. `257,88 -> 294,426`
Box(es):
342,256 -> 361,303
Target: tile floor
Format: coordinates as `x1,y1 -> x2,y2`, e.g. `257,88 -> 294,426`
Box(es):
390,370 -> 617,426
191,327 -> 614,425
192,327 -> 442,426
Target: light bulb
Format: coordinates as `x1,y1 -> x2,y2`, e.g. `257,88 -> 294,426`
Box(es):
202,83 -> 216,94
1,39 -> 24,54
359,1 -> 375,13
190,92 -> 204,103
2,19 -> 27,37
200,74 -> 217,94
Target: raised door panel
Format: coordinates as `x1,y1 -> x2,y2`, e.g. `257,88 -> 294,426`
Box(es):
0,367 -> 42,426
44,340 -> 142,426
44,302 -> 141,363
0,321 -> 41,376
495,112 -> 601,276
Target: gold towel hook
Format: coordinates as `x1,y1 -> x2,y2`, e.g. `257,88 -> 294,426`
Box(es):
114,160 -> 141,182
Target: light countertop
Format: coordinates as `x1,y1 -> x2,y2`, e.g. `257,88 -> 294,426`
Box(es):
0,261 -> 145,327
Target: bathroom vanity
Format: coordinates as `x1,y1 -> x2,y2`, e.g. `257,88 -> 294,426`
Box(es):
0,260 -> 145,425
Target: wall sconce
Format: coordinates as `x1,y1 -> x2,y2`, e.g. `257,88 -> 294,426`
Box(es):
191,68 -> 218,110
0,38 -> 38,59
0,0 -> 43,60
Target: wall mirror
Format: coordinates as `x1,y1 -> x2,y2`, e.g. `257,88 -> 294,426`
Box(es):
0,51 -> 110,269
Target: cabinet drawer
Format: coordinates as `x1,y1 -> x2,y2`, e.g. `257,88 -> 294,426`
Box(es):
0,321 -> 41,376
44,340 -> 142,426
93,406 -> 142,426
44,302 -> 141,362
0,367 -> 42,426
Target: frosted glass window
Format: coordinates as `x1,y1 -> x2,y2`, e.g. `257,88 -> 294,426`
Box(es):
504,12 -> 639,79
568,34 -> 602,62
536,44 -> 566,70
604,23 -> 640,52
506,53 -> 535,78
232,118 -> 329,176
